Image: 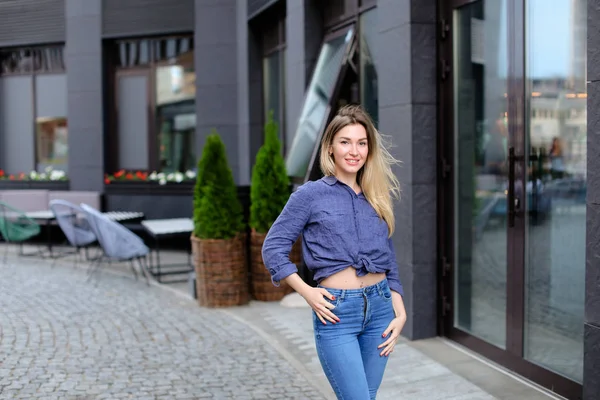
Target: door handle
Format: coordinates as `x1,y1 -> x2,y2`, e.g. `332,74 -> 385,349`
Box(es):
508,146 -> 516,227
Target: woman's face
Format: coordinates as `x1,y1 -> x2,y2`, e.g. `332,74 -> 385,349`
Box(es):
329,124 -> 369,180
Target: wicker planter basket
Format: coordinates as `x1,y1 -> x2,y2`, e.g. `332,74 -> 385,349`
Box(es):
250,230 -> 302,301
191,233 -> 249,307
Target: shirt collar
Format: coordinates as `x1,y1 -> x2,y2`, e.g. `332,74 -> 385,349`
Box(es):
322,175 -> 337,185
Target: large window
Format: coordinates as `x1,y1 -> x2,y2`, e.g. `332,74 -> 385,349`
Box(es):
447,0 -> 585,394
262,16 -> 286,150
111,36 -> 195,174
285,1 -> 378,182
0,46 -> 66,174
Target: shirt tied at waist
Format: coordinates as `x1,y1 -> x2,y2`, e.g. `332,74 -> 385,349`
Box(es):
355,257 -> 381,276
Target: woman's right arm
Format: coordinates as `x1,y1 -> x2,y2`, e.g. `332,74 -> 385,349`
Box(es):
262,184 -> 313,287
262,184 -> 339,324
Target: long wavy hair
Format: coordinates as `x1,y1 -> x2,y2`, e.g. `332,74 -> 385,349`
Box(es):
319,105 -> 401,236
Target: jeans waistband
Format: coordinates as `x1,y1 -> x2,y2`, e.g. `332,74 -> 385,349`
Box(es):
318,278 -> 389,299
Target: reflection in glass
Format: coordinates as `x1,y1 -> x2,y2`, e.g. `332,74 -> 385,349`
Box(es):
155,50 -> 196,173
359,9 -> 378,126
453,0 -> 508,348
36,117 -> 68,170
286,29 -> 354,179
523,0 -> 585,382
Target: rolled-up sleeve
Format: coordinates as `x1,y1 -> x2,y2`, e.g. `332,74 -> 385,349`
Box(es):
262,183 -> 313,286
386,237 -> 404,296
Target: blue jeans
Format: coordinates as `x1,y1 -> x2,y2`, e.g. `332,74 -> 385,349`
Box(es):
313,279 -> 396,400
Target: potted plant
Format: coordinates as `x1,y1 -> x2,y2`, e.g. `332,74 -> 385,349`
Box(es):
249,111 -> 302,301
191,131 -> 249,307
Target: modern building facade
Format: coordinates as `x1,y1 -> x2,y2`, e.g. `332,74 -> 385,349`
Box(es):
0,0 -> 596,398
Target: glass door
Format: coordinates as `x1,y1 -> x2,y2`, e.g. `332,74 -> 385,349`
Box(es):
440,0 -> 585,397
523,0 -> 586,384
451,0 -> 510,350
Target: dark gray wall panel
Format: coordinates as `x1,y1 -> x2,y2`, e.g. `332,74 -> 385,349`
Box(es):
236,0 -> 251,185
285,0 -> 322,155
586,202 -> 600,326
584,323 -> 600,399
588,0 -> 600,81
65,0 -> 104,192
377,0 -> 438,340
0,0 -> 65,47
587,2 -> 600,392
588,82 -> 600,205
284,0 -> 305,153
195,0 -> 249,185
102,0 -> 194,38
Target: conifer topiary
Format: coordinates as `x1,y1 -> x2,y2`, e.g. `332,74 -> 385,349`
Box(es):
193,131 -> 244,239
250,110 -> 290,234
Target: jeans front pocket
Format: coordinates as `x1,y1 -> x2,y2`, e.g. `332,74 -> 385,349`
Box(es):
381,285 -> 393,302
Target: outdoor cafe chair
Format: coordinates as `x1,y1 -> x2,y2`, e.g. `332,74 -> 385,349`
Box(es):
49,199 -> 98,267
80,203 -> 151,285
0,200 -> 41,265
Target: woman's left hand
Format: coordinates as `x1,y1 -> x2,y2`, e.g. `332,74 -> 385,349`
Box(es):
378,315 -> 406,357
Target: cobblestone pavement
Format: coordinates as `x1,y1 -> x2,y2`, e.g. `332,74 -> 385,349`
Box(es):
0,257 -> 326,400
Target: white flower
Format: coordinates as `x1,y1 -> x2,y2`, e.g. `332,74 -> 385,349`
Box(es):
149,171 -> 158,181
185,170 -> 196,179
29,171 -> 38,180
50,170 -> 66,181
174,172 -> 184,182
159,177 -> 167,185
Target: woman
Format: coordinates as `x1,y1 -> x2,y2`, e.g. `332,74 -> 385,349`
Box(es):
262,105 -> 406,399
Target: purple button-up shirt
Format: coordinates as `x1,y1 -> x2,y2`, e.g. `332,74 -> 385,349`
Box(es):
262,175 -> 403,296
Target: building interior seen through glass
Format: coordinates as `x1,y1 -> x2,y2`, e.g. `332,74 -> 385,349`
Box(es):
116,36 -> 195,173
453,0 -> 585,383
36,117 -> 68,171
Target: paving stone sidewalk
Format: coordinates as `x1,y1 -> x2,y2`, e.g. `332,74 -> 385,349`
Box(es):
0,257 -> 325,400
0,248 -> 562,400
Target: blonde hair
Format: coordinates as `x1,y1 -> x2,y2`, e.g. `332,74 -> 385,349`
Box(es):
319,105 -> 401,236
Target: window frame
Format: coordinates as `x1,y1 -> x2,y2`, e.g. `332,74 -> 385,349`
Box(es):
285,2 -> 379,183
260,14 -> 287,153
105,33 -> 194,175
285,24 -> 357,183
0,44 -> 67,174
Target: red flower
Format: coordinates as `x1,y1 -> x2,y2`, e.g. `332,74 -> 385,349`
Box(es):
104,178 -> 110,185
125,173 -> 134,180
0,169 -> 4,178
18,172 -> 26,180
135,171 -> 148,180
8,174 -> 14,180
114,169 -> 125,178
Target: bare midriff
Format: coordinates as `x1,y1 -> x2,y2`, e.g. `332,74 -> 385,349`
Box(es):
320,266 -> 386,290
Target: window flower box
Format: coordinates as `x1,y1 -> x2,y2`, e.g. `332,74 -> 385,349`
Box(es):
0,168 -> 69,190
